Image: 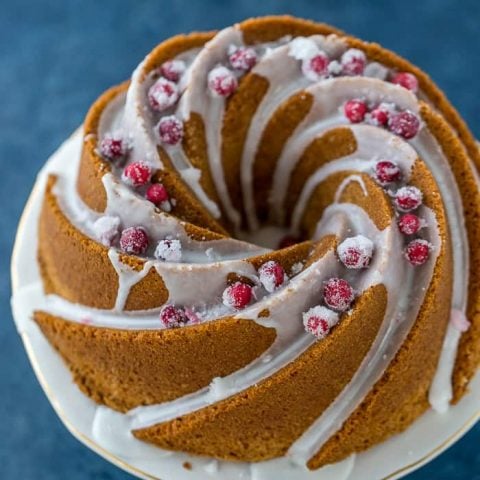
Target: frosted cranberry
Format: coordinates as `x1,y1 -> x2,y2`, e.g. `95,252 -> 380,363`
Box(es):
258,261 -> 286,293
302,52 -> 330,80
303,305 -> 339,339
100,134 -> 128,161
394,186 -> 423,212
148,77 -> 179,112
278,235 -> 300,249
208,66 -> 238,97
146,183 -> 169,205
119,226 -> 149,255
374,160 -> 402,185
229,47 -> 257,71
344,99 -> 368,123
405,239 -> 431,266
154,238 -> 182,262
398,213 -> 423,235
222,282 -> 253,309
341,48 -> 366,76
368,103 -> 392,126
160,305 -> 188,328
337,235 -> 374,269
157,115 -> 184,145
389,110 -> 420,139
391,72 -> 419,93
159,60 -> 186,82
122,162 -> 152,187
323,278 -> 354,312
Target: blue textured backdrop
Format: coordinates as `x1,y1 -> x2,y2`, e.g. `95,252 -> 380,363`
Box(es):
2,0 -> 479,478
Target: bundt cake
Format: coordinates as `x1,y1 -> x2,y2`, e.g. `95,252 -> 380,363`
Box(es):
31,14 -> 480,473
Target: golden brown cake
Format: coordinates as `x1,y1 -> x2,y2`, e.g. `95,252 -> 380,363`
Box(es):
32,15 -> 480,472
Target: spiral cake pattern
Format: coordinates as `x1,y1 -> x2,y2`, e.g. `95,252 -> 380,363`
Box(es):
34,16 -> 480,470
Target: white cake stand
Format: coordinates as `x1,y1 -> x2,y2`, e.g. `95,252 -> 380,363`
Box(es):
11,129 -> 480,480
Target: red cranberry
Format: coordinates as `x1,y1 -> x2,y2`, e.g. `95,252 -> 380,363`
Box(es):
394,186 -> 423,212
344,99 -> 368,123
222,282 -> 253,309
146,183 -> 169,205
337,235 -> 374,269
157,115 -> 184,145
341,48 -> 366,76
154,238 -> 182,262
391,72 -> 419,93
229,47 -> 257,72
122,162 -> 152,187
100,134 -> 128,161
374,160 -> 402,185
258,261 -> 286,293
405,239 -> 431,266
148,77 -> 179,112
302,305 -> 339,339
119,226 -> 149,255
302,52 -> 330,80
367,103 -> 393,126
160,60 -> 186,82
160,304 -> 188,328
208,66 -> 238,97
398,213 -> 423,235
323,278 -> 354,312
389,110 -> 420,139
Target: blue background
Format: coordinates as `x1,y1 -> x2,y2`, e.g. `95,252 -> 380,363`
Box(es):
1,0 -> 479,478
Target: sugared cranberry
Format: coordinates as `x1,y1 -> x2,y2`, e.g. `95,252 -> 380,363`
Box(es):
398,213 -> 423,235
146,183 -> 169,206
122,162 -> 152,187
160,304 -> 188,328
337,235 -> 374,269
323,278 -> 354,312
155,238 -> 182,262
394,186 -> 423,212
159,60 -> 186,82
389,110 -> 420,139
278,235 -> 300,249
367,103 -> 393,126
222,281 -> 253,309
391,72 -> 419,93
258,261 -> 286,293
229,47 -> 257,72
119,226 -> 149,255
100,134 -> 129,161
148,77 -> 179,112
374,160 -> 402,185
303,305 -> 339,339
302,52 -> 330,81
341,48 -> 366,76
157,115 -> 184,145
344,99 -> 368,123
208,66 -> 238,97
405,239 -> 431,266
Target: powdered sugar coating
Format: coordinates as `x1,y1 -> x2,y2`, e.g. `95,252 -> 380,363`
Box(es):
258,261 -> 286,293
341,48 -> 366,76
157,115 -> 184,145
222,282 -> 253,309
119,226 -> 149,255
229,46 -> 257,71
404,239 -> 432,266
154,238 -> 182,262
122,162 -> 152,187
323,278 -> 355,312
302,305 -> 339,339
337,235 -> 374,269
208,66 -> 238,97
160,60 -> 186,82
394,186 -> 423,212
148,77 -> 179,112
